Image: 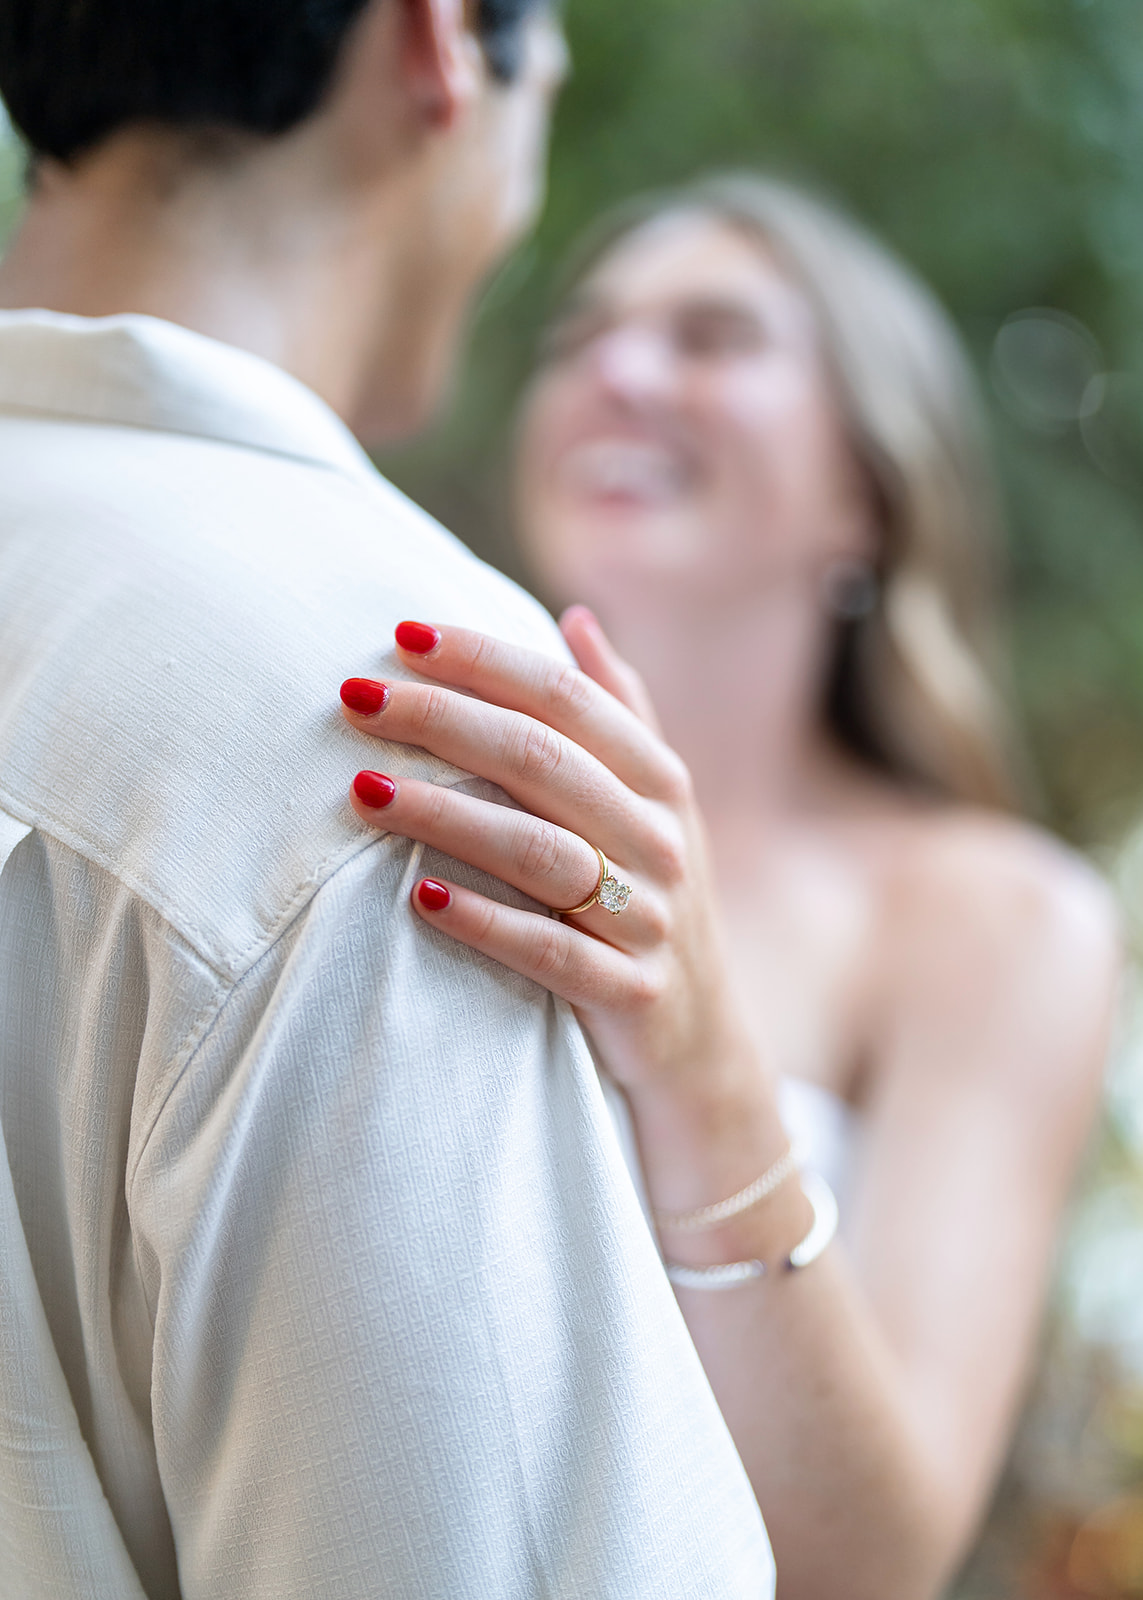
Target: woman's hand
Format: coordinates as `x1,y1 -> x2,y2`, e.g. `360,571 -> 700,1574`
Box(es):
339,609 -> 764,1130
337,610 -> 971,1598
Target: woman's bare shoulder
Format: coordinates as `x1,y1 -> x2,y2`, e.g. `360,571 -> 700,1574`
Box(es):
876,808 -> 1121,1091
826,758 -> 1114,951
889,807 -> 1118,957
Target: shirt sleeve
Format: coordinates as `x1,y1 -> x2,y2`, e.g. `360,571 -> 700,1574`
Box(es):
131,832 -> 775,1600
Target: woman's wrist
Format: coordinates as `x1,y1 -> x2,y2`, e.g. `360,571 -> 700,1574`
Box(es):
623,1034 -> 814,1265
657,1174 -> 816,1272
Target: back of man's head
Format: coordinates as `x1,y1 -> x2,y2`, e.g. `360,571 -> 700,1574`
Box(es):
0,0 -> 543,164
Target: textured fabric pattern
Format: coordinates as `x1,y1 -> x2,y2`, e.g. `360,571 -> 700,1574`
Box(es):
0,313 -> 775,1599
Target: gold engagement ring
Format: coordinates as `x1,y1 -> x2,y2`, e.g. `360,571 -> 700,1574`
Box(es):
560,845 -> 633,917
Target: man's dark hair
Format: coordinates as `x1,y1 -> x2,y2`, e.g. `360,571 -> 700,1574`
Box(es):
0,0 -> 545,165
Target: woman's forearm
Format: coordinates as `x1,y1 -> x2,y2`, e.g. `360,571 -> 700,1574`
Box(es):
630,1071 -> 959,1600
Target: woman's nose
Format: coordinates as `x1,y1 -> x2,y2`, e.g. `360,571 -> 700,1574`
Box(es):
590,324 -> 675,403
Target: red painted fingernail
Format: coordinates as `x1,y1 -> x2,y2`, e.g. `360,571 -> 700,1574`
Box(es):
417,879 -> 452,912
340,678 -> 390,716
395,620 -> 441,655
353,771 -> 397,809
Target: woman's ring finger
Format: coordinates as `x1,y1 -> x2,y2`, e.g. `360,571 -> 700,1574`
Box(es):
558,844 -> 634,919
349,770 -> 638,929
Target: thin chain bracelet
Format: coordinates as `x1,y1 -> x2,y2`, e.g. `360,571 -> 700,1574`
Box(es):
654,1143 -> 801,1233
664,1171 -> 839,1291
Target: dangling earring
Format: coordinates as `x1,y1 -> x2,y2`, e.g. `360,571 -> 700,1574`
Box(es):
822,557 -> 879,621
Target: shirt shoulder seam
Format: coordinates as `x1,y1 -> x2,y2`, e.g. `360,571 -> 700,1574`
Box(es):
0,770 -> 495,983
123,821 -> 426,1274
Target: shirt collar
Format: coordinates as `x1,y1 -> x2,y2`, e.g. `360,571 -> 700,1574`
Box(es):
0,309 -> 378,484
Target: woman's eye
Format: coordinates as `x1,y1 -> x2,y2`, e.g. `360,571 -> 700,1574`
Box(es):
675,311 -> 767,357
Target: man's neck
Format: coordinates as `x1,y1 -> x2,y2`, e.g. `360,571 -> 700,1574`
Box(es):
0,131 -> 421,434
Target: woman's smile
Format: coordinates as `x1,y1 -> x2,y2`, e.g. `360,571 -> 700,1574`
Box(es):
556,434 -> 700,510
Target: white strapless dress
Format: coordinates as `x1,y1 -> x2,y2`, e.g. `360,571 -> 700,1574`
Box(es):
776,1075 -> 858,1220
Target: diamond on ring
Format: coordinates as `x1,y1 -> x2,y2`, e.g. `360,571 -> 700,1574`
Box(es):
598,875 -> 632,915
559,844 -> 634,917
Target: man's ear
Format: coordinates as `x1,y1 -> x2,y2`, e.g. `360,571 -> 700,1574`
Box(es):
323,0 -> 485,167
397,0 -> 484,129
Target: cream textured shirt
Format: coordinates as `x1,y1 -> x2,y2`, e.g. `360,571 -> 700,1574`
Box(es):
0,312 -> 775,1600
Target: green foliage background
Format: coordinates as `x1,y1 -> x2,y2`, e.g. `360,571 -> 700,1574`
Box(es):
381,0 -> 1143,849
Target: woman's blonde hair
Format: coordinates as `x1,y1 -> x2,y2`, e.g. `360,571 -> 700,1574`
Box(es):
550,173 -> 1024,811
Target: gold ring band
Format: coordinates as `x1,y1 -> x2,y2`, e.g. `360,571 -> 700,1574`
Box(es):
560,845 -> 611,916
558,845 -> 633,918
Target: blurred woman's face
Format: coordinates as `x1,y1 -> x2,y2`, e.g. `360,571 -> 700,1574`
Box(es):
515,211 -> 874,612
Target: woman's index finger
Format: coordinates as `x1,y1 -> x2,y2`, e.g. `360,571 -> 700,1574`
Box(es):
393,622 -> 682,802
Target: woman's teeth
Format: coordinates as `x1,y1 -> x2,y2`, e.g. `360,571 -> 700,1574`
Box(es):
563,440 -> 689,502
